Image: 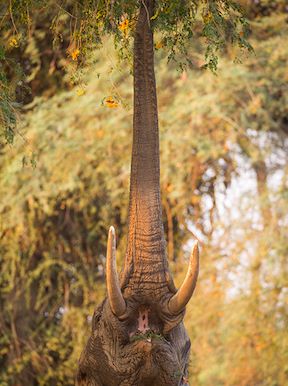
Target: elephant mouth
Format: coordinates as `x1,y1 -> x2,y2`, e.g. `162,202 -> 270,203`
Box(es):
129,329 -> 166,344
126,332 -> 186,386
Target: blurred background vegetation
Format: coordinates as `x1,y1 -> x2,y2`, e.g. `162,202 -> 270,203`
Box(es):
0,1 -> 288,385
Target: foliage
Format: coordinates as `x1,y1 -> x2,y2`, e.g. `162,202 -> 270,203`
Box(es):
0,2 -> 287,386
0,0 -> 252,145
129,330 -> 165,342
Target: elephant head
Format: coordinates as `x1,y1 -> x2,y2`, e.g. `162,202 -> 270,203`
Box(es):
77,1 -> 199,385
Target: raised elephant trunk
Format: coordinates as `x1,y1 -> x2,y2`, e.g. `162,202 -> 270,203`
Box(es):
107,0 -> 199,317
121,0 -> 168,294
77,1 -> 200,384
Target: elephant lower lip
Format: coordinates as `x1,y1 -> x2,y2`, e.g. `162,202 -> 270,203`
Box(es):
129,330 -> 167,346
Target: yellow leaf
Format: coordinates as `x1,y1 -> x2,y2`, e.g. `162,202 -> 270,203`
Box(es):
155,41 -> 164,50
203,12 -> 212,23
68,48 -> 80,61
96,129 -> 104,138
76,87 -> 85,96
191,195 -> 201,204
104,96 -> 119,108
150,9 -> 159,20
9,37 -> 19,48
119,19 -> 129,32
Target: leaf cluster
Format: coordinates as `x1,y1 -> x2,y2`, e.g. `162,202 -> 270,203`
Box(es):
0,0 -> 253,145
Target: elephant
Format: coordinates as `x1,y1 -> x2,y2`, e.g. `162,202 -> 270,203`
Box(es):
76,1 -> 199,385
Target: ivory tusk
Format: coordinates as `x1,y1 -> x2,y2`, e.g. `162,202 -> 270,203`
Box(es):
168,241 -> 199,315
106,226 -> 126,317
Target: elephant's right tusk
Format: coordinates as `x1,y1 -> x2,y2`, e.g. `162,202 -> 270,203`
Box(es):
106,226 -> 127,318
168,241 -> 199,315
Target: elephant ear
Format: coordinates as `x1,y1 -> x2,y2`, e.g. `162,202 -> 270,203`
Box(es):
106,226 -> 127,318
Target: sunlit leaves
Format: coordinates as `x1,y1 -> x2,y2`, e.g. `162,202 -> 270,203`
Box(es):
201,0 -> 253,72
0,0 -> 254,148
102,95 -> 120,108
3,1 -> 253,74
118,18 -> 129,33
76,87 -> 86,96
0,97 -> 17,144
69,48 -> 80,61
9,37 -> 19,48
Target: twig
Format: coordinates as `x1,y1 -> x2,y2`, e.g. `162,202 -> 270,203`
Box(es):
55,2 -> 77,19
141,0 -> 151,29
26,4 -> 31,38
9,0 -> 18,35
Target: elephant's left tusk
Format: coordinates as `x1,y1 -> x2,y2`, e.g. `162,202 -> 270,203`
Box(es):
168,241 -> 199,315
106,226 -> 127,318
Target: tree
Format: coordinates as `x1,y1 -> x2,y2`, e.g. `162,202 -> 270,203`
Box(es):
1,0 -> 251,146
0,1 -> 254,385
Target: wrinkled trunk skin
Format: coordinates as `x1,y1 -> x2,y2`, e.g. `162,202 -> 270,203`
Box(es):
77,1 -> 194,385
121,0 -> 170,298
